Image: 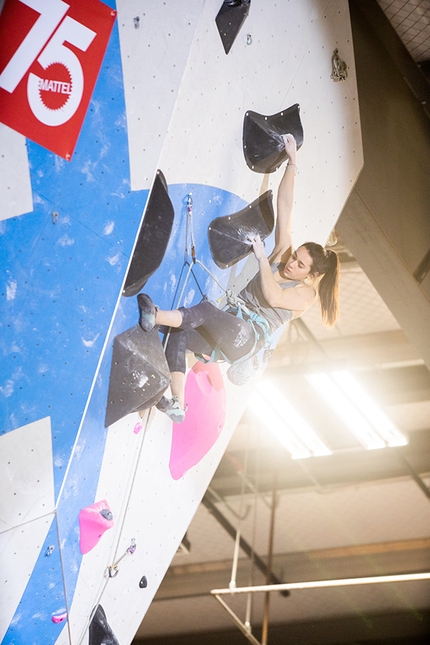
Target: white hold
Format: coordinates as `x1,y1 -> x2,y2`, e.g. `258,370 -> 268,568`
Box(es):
57,234 -> 74,247
103,221 -> 115,235
6,279 -> 17,300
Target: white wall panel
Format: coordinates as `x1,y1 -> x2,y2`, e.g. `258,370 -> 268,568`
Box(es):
0,124 -> 33,222
0,514 -> 56,643
158,0 -> 362,245
0,417 -> 54,531
117,0 -> 206,190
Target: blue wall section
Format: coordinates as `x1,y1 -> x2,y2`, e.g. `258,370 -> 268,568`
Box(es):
0,13 -> 146,645
0,16 -> 147,498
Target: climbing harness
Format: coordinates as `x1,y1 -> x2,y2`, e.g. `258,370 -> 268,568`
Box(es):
167,193 -> 273,373
196,296 -> 272,368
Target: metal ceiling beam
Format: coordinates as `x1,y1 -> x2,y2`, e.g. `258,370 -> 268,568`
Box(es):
271,329 -> 422,372
211,428 -> 430,498
265,362 -> 430,405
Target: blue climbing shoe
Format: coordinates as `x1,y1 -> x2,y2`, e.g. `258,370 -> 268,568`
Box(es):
156,395 -> 186,424
137,293 -> 156,332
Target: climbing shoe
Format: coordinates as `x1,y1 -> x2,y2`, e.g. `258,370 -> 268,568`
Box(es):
137,293 -> 156,332
156,395 -> 186,424
227,355 -> 259,386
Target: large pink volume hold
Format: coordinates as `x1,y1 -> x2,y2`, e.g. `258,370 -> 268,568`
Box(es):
169,362 -> 226,480
78,499 -> 114,554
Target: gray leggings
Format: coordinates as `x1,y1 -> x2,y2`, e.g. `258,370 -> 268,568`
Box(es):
164,301 -> 263,373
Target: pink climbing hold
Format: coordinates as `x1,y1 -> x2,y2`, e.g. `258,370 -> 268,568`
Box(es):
52,610 -> 67,624
78,499 -> 114,554
133,421 -> 143,434
169,362 -> 226,480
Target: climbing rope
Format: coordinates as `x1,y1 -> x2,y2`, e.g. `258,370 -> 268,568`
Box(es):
185,193 -> 196,264
76,408 -> 154,645
171,193 -> 230,311
162,193 -> 233,351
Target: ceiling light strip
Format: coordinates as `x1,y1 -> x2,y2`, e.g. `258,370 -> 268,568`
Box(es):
306,372 -> 386,450
249,394 -> 311,459
331,371 -> 408,446
258,381 -> 331,457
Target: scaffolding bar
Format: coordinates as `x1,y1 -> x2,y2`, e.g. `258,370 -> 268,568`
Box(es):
213,595 -> 261,645
211,571 -> 430,595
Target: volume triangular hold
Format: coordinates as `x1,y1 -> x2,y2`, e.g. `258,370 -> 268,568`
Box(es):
216,1 -> 251,55
208,190 -> 274,269
89,605 -> 119,645
123,170 -> 174,297
105,325 -> 171,427
243,103 -> 304,173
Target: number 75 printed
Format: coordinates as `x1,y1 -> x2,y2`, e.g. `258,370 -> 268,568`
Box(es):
0,0 -> 116,159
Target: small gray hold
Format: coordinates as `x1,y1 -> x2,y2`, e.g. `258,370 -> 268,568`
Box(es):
139,575 -> 148,588
100,508 -> 113,521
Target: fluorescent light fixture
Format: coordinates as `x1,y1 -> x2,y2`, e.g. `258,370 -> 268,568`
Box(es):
306,372 -> 385,450
249,380 -> 331,459
249,395 -> 310,459
306,371 -> 407,450
331,371 -> 408,447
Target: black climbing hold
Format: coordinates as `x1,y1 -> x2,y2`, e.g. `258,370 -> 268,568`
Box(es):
123,170 -> 174,297
105,325 -> 171,427
139,575 -> 148,588
100,508 -> 113,521
89,605 -> 119,645
208,190 -> 274,269
243,103 -> 304,173
216,0 -> 251,55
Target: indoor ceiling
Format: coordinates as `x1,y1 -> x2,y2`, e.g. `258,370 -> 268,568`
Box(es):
378,0 -> 430,65
132,2 -> 430,644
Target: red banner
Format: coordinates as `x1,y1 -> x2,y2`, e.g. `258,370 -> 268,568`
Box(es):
0,0 -> 116,160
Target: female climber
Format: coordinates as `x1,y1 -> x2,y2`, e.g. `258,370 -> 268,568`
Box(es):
137,134 -> 340,423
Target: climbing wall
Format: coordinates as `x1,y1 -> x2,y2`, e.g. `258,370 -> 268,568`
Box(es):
0,1 -> 362,644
